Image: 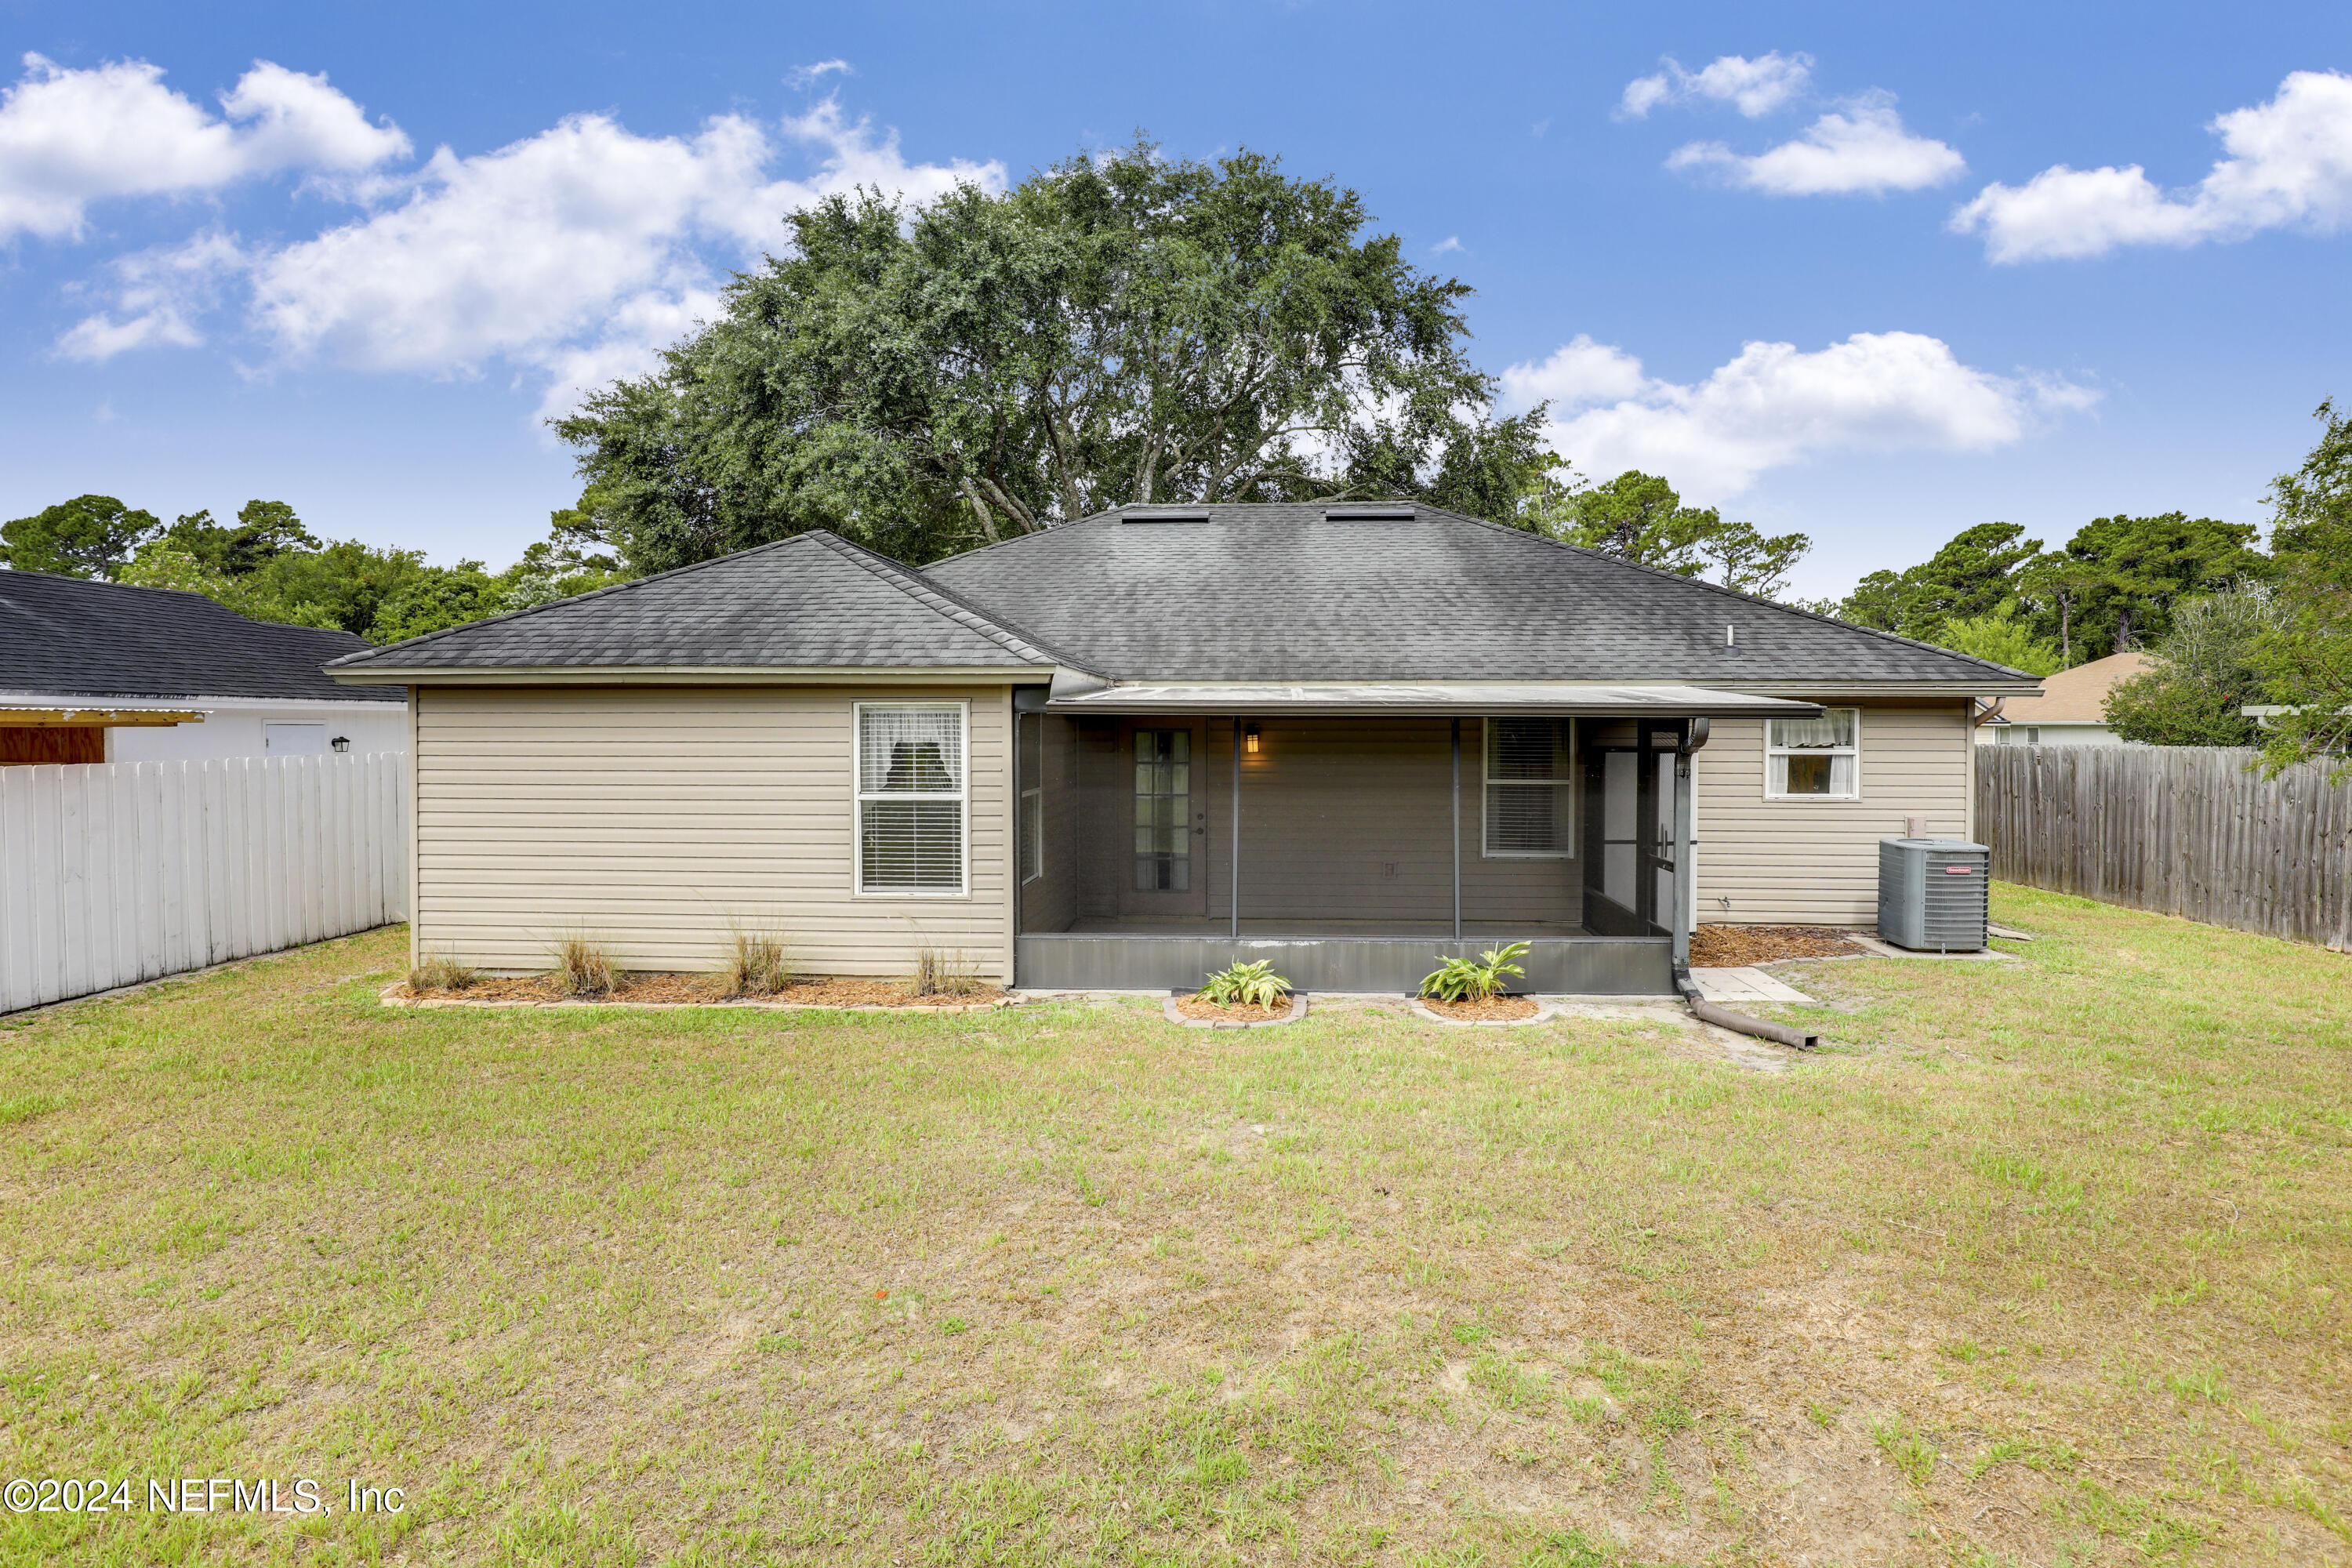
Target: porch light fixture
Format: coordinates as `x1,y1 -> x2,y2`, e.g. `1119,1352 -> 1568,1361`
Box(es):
330,735 -> 350,753
1244,723 -> 1261,753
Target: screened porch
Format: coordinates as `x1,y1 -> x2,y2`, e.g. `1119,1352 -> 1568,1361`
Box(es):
1007,689 -> 1739,993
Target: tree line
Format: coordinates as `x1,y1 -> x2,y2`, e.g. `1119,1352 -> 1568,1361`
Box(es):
0,494 -> 619,644
2,136 -> 2344,771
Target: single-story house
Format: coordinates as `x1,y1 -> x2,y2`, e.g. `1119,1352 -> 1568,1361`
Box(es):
1976,649 -> 2148,748
0,569 -> 408,766
325,503 -> 2038,994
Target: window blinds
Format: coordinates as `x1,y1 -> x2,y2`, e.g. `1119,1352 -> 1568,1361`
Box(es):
1485,718 -> 1573,855
858,706 -> 965,891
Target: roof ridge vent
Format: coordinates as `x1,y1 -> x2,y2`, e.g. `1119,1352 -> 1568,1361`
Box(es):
1321,506 -> 1417,521
1120,507 -> 1210,524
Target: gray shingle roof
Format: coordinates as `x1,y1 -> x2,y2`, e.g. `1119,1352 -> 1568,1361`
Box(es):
326,530 -> 1074,673
925,503 -> 2033,685
0,569 -> 401,702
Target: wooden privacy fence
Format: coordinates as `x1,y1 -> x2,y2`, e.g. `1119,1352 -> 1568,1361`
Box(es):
0,753 -> 409,1014
1976,745 -> 2352,948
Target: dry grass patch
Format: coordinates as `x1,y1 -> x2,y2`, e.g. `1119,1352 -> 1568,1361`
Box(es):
722,927 -> 792,998
405,949 -> 477,992
906,945 -> 986,1000
548,932 -> 617,996
0,885 -> 2346,1565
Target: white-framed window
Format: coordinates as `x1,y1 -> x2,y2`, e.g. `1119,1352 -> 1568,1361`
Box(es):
1766,707 -> 1860,800
854,702 -> 968,895
1018,711 -> 1044,885
1483,717 -> 1575,856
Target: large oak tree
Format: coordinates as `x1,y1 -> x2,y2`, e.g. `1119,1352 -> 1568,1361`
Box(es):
554,139 -> 1552,572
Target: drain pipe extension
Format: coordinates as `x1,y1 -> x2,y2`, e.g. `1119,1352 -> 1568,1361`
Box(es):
1672,964 -> 1820,1051
1670,718 -> 1819,1051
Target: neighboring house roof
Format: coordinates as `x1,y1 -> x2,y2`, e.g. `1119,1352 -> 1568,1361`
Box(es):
924,503 -> 2037,688
326,529 -> 1076,677
1992,650 -> 2149,724
0,569 -> 402,703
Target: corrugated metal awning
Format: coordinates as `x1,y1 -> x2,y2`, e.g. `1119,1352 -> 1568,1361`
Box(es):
1043,681 -> 1823,718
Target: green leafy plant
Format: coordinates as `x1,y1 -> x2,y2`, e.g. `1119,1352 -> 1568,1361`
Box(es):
1421,942 -> 1530,1002
1198,960 -> 1290,1009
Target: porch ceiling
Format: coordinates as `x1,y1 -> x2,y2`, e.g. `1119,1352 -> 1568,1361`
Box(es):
1042,681 -> 1824,719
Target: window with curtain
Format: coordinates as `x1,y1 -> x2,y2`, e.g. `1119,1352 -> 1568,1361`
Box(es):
855,703 -> 967,892
1766,708 -> 1860,799
1483,718 -> 1574,855
1018,712 -> 1044,884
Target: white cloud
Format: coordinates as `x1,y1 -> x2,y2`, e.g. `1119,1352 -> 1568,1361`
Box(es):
0,53 -> 406,240
1501,330 -> 2096,501
1431,234 -> 1464,254
1617,52 -> 1813,121
788,60 -> 854,89
223,98 -> 999,414
1499,334 -> 1650,408
1951,69 -> 2352,261
55,230 -> 245,361
1666,91 -> 1965,195
532,286 -> 726,422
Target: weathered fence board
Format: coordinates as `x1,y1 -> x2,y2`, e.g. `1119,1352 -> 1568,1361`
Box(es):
0,753 -> 409,1014
1976,745 -> 2352,949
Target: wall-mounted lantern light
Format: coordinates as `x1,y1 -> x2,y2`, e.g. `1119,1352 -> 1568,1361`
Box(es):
1243,723 -> 1261,754
330,735 -> 351,753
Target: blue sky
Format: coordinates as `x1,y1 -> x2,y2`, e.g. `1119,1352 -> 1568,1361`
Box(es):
2,1 -> 2346,597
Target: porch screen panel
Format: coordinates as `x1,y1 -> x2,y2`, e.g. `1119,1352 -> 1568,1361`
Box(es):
1018,713 -> 1043,884
858,704 -> 965,891
1484,719 -> 1573,855
1653,750 -> 1677,921
1133,728 -> 1190,891
1600,749 -> 1638,907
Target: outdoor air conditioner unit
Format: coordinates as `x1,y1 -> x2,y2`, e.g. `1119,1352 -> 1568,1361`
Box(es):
1877,837 -> 1991,953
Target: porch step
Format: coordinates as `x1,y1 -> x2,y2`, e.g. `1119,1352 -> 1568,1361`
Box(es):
1687,966 -> 1816,1005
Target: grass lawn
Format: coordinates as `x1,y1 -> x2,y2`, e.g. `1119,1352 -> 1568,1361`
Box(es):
1,884 -> 2347,1566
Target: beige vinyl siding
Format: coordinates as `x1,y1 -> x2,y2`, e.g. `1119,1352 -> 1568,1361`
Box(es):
1694,699 -> 1972,927
413,684 -> 1013,979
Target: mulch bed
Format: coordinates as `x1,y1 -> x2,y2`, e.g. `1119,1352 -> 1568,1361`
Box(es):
1690,925 -> 1866,967
1172,996 -> 1294,1024
1417,995 -> 1540,1022
397,974 -> 1008,1007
